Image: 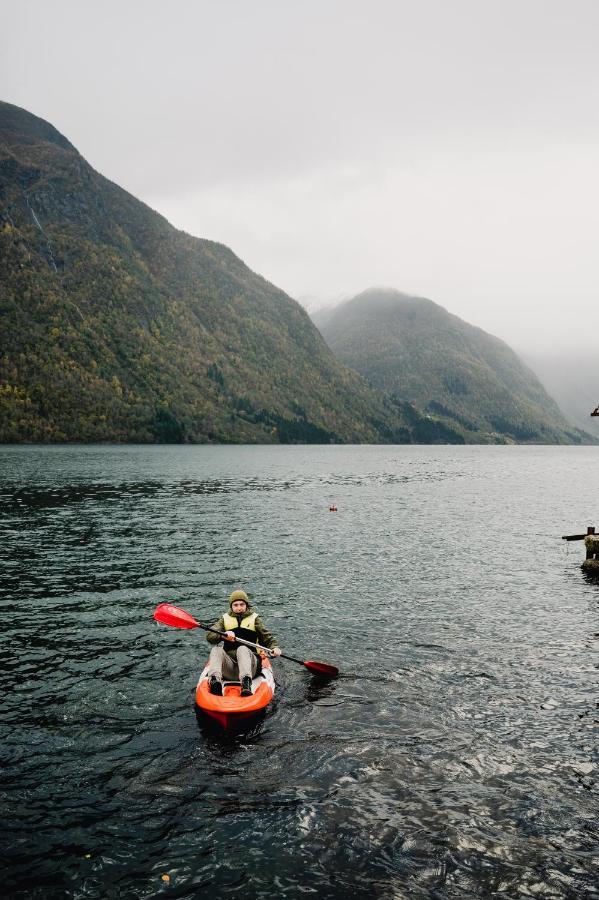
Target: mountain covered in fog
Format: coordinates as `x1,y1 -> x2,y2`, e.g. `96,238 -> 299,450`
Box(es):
0,101 -> 459,444
313,288 -> 591,444
522,350 -> 599,435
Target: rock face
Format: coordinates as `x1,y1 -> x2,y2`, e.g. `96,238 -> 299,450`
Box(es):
0,101 -> 451,444
314,288 -> 590,444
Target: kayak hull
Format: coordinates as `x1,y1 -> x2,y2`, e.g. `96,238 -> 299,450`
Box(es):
195,656 -> 275,729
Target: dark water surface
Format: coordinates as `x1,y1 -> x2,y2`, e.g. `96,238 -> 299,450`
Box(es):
0,445 -> 597,899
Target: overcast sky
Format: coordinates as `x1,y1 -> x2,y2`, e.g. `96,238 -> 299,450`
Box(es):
2,0 -> 598,353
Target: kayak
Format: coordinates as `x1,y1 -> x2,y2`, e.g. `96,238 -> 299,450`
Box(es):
195,656 -> 275,729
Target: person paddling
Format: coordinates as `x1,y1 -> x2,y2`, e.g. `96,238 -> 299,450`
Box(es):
206,589 -> 282,696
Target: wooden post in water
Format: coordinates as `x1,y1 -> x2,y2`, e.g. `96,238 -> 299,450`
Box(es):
586,526 -> 596,560
561,526 -> 599,572
583,527 -> 599,571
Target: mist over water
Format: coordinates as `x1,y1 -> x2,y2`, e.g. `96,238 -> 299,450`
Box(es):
1,445 -> 597,899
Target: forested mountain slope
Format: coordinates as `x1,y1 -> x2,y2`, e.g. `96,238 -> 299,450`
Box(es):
522,350 -> 599,435
0,102 -> 452,444
314,288 -> 590,444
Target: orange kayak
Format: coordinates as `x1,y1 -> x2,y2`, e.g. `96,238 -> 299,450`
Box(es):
195,656 -> 275,729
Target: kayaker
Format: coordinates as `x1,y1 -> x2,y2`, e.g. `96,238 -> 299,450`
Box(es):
206,589 -> 281,696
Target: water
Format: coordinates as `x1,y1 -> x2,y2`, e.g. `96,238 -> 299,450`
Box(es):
0,445 -> 597,899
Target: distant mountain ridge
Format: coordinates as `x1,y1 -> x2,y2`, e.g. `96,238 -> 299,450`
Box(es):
0,101 -> 456,444
314,288 -> 590,444
0,102 -> 590,445
522,350 -> 599,435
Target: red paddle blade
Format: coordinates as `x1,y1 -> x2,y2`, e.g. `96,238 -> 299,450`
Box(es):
304,660 -> 339,677
154,603 -> 199,629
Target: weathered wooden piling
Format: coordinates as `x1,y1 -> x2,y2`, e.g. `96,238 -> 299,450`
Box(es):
561,526 -> 599,571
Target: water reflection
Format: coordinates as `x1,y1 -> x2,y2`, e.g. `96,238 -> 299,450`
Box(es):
305,675 -> 339,703
195,708 -> 269,740
0,481 -> 164,510
180,477 -> 299,495
2,445 -> 598,899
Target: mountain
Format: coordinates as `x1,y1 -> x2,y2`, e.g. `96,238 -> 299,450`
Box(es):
521,350 -> 599,435
0,101 -> 453,444
314,288 -> 591,444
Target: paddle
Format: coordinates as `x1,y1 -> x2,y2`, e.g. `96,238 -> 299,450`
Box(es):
153,602 -> 339,677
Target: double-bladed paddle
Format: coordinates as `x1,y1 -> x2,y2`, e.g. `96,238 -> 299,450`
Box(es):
153,602 -> 339,678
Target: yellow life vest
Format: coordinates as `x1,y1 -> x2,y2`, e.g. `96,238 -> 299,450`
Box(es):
223,612 -> 258,652
223,612 -> 257,632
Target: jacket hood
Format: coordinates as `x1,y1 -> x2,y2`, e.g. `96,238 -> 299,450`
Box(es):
228,589 -> 253,613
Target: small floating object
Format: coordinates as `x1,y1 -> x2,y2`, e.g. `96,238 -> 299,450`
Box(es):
329,505 -> 337,512
161,874 -> 170,883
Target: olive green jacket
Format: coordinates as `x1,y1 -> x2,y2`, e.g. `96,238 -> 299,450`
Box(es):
206,609 -> 279,659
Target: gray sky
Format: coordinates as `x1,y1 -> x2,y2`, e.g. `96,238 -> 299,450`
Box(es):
2,0 -> 598,353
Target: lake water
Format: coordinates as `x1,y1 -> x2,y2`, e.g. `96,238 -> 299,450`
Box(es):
1,445 -> 597,899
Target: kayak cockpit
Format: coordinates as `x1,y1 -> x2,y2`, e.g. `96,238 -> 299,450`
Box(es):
195,657 -> 275,729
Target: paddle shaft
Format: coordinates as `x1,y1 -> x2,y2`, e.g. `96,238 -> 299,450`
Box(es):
198,622 -> 305,665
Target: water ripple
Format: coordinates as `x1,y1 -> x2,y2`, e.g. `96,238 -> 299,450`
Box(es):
1,445 -> 597,898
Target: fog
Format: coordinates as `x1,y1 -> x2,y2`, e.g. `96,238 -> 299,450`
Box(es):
2,0 -> 598,353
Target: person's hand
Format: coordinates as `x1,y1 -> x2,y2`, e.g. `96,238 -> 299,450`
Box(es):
224,630 -> 235,641
271,647 -> 282,657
